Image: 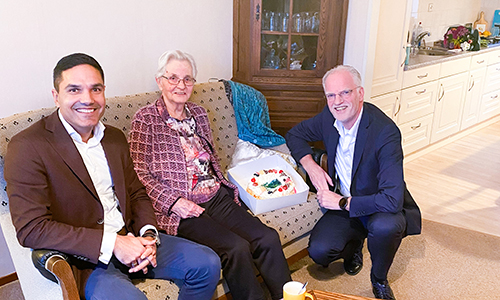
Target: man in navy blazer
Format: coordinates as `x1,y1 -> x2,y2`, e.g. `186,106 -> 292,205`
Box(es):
286,65 -> 421,300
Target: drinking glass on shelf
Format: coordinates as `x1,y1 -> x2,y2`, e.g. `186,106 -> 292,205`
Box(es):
293,13 -> 302,33
302,12 -> 311,33
262,10 -> 270,31
281,12 -> 289,32
264,49 -> 280,69
311,12 -> 320,33
269,11 -> 280,31
275,12 -> 283,32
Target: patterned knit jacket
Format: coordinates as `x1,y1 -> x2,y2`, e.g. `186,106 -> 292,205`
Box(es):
128,98 -> 240,235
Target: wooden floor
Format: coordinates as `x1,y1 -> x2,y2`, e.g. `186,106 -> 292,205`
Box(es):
404,118 -> 500,237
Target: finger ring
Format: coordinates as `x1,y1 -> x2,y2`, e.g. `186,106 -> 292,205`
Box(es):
131,261 -> 137,267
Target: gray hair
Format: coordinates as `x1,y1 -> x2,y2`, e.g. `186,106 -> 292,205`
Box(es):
155,50 -> 198,79
322,65 -> 362,88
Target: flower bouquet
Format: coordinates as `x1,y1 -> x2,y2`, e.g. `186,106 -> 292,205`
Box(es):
443,26 -> 480,51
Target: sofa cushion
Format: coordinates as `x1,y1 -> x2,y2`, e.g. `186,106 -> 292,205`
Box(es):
0,107 -> 57,215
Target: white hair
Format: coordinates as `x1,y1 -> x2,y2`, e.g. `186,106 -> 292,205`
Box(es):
322,65 -> 362,88
155,50 -> 198,79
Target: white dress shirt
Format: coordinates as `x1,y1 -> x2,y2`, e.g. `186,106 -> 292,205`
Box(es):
333,107 -> 364,197
59,111 -> 156,264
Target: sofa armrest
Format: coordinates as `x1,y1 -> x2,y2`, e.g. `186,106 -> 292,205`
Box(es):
302,148 -> 328,193
311,148 -> 327,171
32,250 -> 79,300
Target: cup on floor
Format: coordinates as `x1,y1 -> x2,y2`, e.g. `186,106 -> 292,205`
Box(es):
283,281 -> 315,300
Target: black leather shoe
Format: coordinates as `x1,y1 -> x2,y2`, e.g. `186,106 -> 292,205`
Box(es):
343,249 -> 363,276
372,280 -> 396,300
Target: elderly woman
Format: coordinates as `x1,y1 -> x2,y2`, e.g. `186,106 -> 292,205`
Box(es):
128,50 -> 291,300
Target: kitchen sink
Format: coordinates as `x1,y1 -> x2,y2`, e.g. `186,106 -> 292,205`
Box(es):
416,48 -> 454,56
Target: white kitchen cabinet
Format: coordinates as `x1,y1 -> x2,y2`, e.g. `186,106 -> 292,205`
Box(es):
369,91 -> 400,121
479,59 -> 500,122
461,52 -> 490,130
399,113 -> 434,155
469,52 -> 489,69
402,64 -> 441,89
488,49 -> 500,65
482,62 -> 500,94
439,56 -> 471,78
431,72 -> 468,143
376,46 -> 500,155
370,0 -> 412,97
462,67 -> 487,130
479,89 -> 500,121
398,80 -> 438,125
398,79 -> 438,153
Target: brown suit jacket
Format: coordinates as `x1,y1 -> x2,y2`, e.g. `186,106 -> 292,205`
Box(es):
4,110 -> 158,294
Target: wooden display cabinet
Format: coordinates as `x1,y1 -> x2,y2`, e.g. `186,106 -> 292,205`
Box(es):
232,0 -> 348,137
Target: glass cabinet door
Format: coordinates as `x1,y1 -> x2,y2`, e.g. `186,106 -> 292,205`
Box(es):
259,0 -> 321,71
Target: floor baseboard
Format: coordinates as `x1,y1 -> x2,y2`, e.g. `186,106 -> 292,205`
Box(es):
0,273 -> 18,287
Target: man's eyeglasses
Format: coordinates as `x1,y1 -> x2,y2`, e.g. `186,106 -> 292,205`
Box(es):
161,74 -> 196,86
326,86 -> 360,101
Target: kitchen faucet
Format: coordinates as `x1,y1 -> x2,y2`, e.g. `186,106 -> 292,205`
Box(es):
413,31 -> 431,49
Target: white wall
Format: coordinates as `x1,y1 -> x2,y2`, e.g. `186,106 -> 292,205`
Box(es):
409,0 -> 483,43
481,0 -> 500,28
0,0 -> 233,119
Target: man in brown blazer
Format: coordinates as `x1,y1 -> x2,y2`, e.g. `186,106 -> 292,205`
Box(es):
4,53 -> 221,300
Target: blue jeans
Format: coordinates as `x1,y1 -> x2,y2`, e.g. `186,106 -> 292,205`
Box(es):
84,233 -> 221,300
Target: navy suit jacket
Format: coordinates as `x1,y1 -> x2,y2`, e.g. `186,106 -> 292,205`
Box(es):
286,103 -> 421,235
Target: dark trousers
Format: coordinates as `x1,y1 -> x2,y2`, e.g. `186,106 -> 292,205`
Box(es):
177,186 -> 291,300
308,210 -> 406,282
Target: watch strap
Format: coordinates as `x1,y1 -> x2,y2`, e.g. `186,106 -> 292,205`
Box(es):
339,197 -> 348,211
142,230 -> 161,247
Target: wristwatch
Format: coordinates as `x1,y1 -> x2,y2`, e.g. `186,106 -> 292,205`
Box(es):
339,197 -> 349,212
142,230 -> 161,247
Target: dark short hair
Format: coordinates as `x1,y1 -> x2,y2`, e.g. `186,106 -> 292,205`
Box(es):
53,53 -> 104,92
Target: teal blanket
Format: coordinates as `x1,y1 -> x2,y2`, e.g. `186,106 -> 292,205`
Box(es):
226,80 -> 285,147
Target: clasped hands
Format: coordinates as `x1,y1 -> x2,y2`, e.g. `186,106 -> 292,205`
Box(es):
301,154 -> 344,210
114,232 -> 158,274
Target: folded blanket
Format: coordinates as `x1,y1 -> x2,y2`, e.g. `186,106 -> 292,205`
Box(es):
224,80 -> 286,147
228,139 -> 297,171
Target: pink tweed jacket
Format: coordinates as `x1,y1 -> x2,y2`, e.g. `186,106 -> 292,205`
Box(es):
128,98 -> 240,235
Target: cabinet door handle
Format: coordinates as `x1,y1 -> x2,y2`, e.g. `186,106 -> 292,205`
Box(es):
438,83 -> 445,101
476,60 -> 485,65
417,73 -> 428,79
394,97 -> 401,117
411,123 -> 422,130
415,89 -> 426,95
492,94 -> 499,99
401,46 -> 406,67
255,4 -> 260,21
468,75 -> 475,91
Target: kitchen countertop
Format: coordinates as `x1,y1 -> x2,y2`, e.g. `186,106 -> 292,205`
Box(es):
405,44 -> 500,71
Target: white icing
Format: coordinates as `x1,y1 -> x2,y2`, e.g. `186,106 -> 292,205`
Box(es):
246,168 -> 296,199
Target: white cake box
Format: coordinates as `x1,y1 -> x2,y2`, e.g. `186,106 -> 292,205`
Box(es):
227,155 -> 309,214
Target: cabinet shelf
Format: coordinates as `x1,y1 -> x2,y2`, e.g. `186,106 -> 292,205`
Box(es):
261,31 -> 320,37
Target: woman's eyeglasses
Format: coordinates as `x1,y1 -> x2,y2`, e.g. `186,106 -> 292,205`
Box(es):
161,74 -> 196,86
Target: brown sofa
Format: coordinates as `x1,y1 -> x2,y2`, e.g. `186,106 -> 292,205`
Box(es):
0,81 -> 323,300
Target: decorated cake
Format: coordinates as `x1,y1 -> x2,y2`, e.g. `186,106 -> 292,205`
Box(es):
246,168 -> 296,199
